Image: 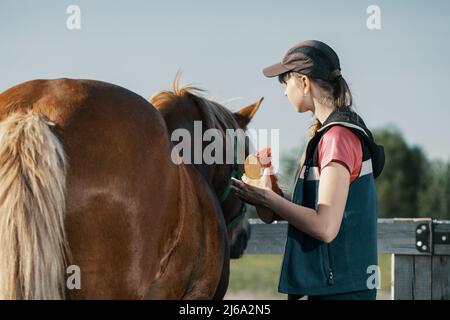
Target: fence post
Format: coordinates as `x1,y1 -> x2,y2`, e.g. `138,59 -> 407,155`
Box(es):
385,219 -> 450,300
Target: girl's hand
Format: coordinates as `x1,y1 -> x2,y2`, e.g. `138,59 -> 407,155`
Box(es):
231,168 -> 273,206
242,167 -> 273,190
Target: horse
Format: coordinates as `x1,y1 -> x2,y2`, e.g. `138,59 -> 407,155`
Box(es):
0,77 -> 262,299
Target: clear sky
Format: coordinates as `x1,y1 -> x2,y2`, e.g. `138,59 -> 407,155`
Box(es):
1,0 -> 449,161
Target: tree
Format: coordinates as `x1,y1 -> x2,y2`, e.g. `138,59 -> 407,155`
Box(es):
373,126 -> 435,218
417,160 -> 450,219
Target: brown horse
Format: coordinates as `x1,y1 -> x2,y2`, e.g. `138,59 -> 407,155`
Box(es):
0,78 -> 261,299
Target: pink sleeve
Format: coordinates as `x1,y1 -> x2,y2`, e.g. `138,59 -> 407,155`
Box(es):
318,126 -> 362,183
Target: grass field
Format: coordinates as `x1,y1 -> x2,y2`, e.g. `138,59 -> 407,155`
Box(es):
225,254 -> 392,300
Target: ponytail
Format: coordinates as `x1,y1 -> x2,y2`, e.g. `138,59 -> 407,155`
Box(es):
334,76 -> 352,108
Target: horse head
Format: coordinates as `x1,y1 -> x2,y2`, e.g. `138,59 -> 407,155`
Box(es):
149,76 -> 262,258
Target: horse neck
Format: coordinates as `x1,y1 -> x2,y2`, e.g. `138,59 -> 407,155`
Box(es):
176,126 -> 228,195
159,109 -> 229,199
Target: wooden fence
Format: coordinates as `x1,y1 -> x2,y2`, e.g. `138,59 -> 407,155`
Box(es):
245,218 -> 450,300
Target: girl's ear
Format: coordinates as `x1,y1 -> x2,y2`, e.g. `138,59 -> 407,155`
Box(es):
301,75 -> 311,95
233,97 -> 264,128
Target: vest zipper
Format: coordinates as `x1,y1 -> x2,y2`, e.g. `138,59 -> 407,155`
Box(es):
325,244 -> 334,285
328,269 -> 334,285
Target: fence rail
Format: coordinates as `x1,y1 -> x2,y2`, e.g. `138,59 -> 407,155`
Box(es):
245,218 -> 450,300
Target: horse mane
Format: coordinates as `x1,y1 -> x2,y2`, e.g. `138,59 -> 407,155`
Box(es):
149,74 -> 239,132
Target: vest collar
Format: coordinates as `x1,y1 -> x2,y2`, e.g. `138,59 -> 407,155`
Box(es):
312,106 -> 385,179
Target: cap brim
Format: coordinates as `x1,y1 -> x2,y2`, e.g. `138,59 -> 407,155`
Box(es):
262,62 -> 290,78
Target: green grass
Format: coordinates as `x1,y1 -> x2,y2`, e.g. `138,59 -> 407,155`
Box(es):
228,254 -> 284,298
227,254 -> 391,299
378,253 -> 391,291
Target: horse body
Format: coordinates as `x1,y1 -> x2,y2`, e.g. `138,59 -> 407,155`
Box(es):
0,78 -> 222,299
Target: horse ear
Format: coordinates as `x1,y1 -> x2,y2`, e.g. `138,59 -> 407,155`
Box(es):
233,97 -> 264,128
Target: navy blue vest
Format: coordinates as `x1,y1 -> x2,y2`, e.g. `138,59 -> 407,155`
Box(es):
278,106 -> 385,296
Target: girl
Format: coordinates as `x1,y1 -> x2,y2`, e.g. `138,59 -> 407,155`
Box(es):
231,40 -> 385,300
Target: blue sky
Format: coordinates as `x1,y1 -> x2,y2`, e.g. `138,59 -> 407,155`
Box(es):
1,0 -> 449,161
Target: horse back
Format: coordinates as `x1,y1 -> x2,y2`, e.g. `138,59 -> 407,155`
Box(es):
0,79 -> 181,298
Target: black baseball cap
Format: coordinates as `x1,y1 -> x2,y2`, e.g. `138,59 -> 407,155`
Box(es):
263,40 -> 342,81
